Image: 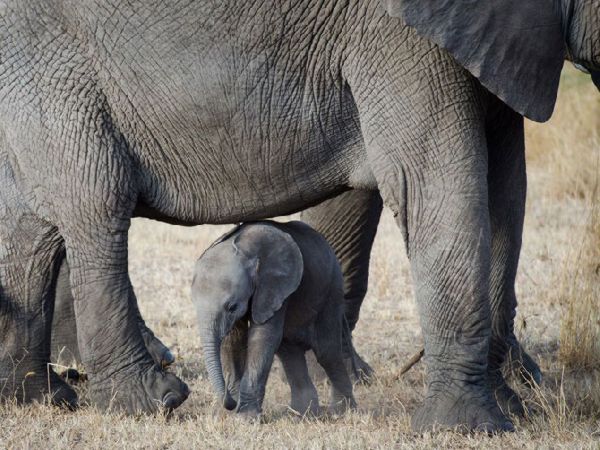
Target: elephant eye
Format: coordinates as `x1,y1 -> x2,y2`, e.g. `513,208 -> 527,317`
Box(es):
226,302 -> 238,313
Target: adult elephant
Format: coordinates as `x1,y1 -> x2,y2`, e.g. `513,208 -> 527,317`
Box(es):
0,0 -> 598,432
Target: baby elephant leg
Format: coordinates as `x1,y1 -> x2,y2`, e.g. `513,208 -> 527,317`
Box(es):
313,302 -> 356,413
237,309 -> 285,418
277,343 -> 319,416
221,321 -> 248,401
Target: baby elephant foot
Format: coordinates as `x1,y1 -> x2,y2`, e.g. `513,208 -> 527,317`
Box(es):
234,404 -> 262,423
290,399 -> 321,418
412,380 -> 514,434
328,395 -> 356,415
235,394 -> 263,422
90,364 -> 189,414
0,365 -> 78,410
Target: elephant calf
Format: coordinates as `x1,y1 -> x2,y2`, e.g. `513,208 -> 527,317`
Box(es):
192,220 -> 356,418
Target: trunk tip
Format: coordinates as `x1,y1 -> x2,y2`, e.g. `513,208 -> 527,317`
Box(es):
223,393 -> 237,411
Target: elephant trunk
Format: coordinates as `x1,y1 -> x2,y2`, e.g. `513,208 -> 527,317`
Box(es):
201,326 -> 237,411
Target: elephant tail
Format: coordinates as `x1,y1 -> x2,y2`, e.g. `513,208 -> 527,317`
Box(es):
341,315 -> 361,382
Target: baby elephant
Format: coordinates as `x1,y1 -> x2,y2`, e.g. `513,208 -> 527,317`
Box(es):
192,220 -> 356,418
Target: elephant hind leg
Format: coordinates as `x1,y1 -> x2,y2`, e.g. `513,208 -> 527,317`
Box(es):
312,295 -> 356,413
0,208 -> 77,409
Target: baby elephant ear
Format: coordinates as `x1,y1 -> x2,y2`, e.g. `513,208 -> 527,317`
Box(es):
383,0 -> 565,122
239,225 -> 304,325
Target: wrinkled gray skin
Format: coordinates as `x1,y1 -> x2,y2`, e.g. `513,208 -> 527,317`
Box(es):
1,0 -> 598,431
193,221 -> 356,418
50,259 -> 175,369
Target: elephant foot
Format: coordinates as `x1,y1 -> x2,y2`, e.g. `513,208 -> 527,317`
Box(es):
89,364 -> 189,414
506,342 -> 542,387
411,381 -> 514,434
290,394 -> 320,417
490,371 -> 526,417
0,364 -> 78,410
328,394 -> 356,415
234,404 -> 262,422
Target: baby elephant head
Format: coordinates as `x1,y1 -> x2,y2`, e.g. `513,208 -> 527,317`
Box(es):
192,224 -> 304,410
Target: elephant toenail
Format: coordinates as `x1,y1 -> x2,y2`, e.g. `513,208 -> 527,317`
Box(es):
163,392 -> 181,409
502,421 -> 516,432
474,422 -> 495,434
162,350 -> 175,367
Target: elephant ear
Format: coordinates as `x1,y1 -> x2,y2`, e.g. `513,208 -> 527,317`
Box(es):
383,0 -> 566,122
235,223 -> 304,325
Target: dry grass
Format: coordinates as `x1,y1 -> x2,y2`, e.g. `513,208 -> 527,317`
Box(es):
1,67 -> 599,449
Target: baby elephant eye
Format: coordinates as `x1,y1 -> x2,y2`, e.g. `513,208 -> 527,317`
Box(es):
226,302 -> 238,313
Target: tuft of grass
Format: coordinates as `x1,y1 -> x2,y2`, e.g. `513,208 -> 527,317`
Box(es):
558,198 -> 600,371
525,65 -> 600,422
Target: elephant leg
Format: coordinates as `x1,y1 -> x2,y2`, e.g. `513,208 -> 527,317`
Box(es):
313,296 -> 355,413
399,157 -> 509,433
277,343 -> 319,416
0,205 -> 77,408
486,103 -> 541,416
237,308 -> 285,417
51,259 -> 175,370
300,189 -> 382,382
221,320 -> 248,402
349,68 -> 514,431
62,216 -> 188,413
51,258 -> 81,367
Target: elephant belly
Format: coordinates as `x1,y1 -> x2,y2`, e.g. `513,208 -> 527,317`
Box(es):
123,79 -> 368,225
95,4 -> 371,225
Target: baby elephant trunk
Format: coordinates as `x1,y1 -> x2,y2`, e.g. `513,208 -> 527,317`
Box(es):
202,328 -> 237,411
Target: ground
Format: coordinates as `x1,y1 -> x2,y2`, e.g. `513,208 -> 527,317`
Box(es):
0,68 -> 598,449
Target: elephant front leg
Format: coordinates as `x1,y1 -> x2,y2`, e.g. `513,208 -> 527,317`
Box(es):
350,63 -> 514,431
221,321 -> 248,403
65,222 -> 189,414
51,258 -> 175,371
406,162 -> 513,433
236,309 -> 285,418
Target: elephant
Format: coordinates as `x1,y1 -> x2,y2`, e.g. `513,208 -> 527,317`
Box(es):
0,0 -> 598,432
192,220 -> 356,418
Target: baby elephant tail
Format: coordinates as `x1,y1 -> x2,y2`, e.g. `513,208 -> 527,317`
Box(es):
342,316 -> 374,385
